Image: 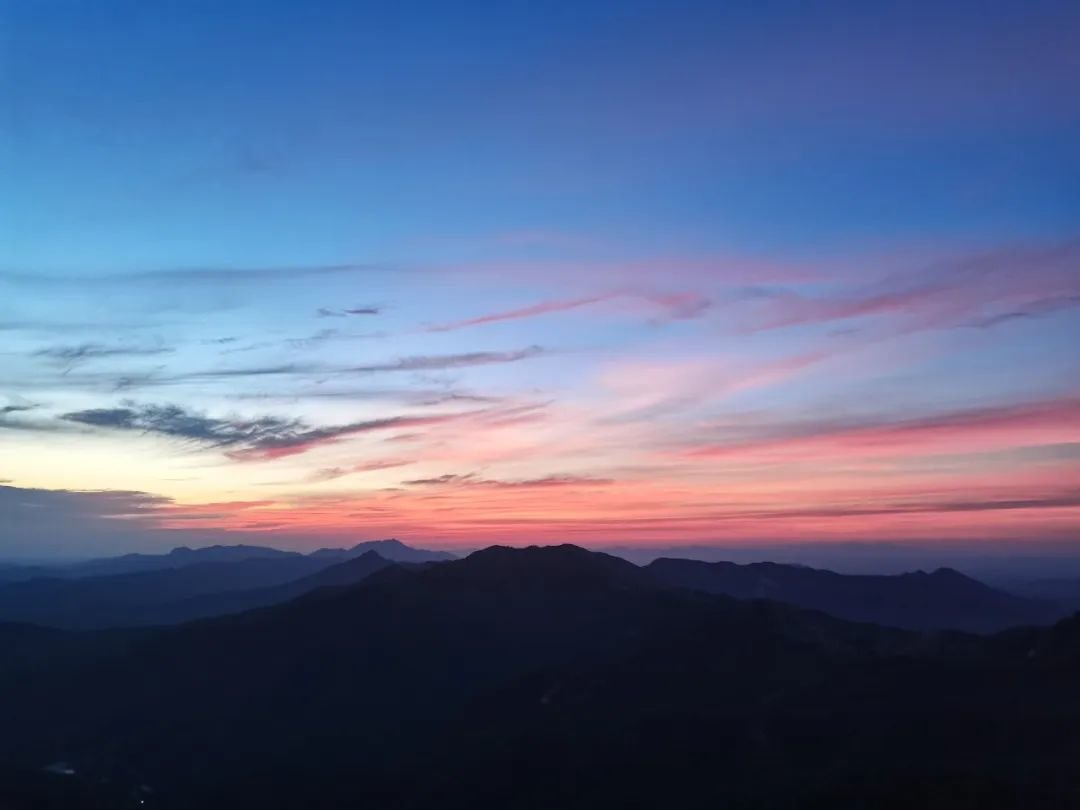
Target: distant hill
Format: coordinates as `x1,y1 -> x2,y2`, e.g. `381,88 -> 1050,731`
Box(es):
0,552 -> 394,630
308,538 -> 456,563
0,544 -> 1076,809
0,545 -> 303,584
0,540 -> 451,584
0,556 -> 326,629
1001,577 -> 1080,612
145,551 -> 396,624
66,544 -> 301,577
646,557 -> 1062,632
0,564 -> 50,585
0,542 -> 1066,635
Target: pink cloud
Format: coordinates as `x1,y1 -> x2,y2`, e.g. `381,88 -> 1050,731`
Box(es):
426,294 -> 612,332
435,254 -> 823,289
597,349 -> 830,423
226,408 -> 519,462
153,471 -> 1080,544
683,396 -> 1080,462
307,459 -> 415,483
424,288 -> 717,333
745,240 -> 1080,334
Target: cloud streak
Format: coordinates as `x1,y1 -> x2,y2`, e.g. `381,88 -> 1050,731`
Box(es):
425,290 -> 712,332
23,346 -> 539,394
426,296 -> 611,332
738,490 -> 1080,520
348,346 -> 544,373
683,397 -> 1080,461
307,459 -> 415,482
317,306 -> 382,318
1,263 -> 393,287
59,402 -> 489,462
34,342 -> 174,368
745,241 -> 1080,335
403,472 -> 614,489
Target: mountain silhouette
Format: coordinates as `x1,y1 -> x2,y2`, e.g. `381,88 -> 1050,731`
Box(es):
0,543 -> 1067,633
0,549 -> 399,629
69,544 -> 300,577
646,557 -> 1060,632
307,537 -> 456,563
147,550 -> 397,623
1003,577 -> 1080,612
426,543 -> 647,589
0,539 -> 449,584
0,544 -> 1077,809
0,556 -> 328,629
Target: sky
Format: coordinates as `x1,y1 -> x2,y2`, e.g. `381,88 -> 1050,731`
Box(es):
1,0 -> 1079,559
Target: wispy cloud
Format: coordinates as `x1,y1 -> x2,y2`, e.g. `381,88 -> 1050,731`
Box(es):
682,396 -> 1080,461
640,291 -> 712,322
0,483 -> 173,516
154,364 -> 322,383
317,305 -> 382,318
0,263 -> 392,287
967,294 -> 1080,329
34,342 -> 174,369
0,400 -> 62,433
426,296 -> 611,332
285,329 -> 388,350
348,346 -> 544,373
738,490 -> 1080,520
403,472 -> 613,488
0,484 -> 283,557
285,329 -> 342,350
416,392 -> 504,407
425,290 -> 711,332
59,402 -> 487,462
307,459 -> 415,483
475,474 -> 615,488
79,348 -> 544,390
744,240 -> 1080,335
403,473 -> 475,486
32,364 -> 326,394
0,319 -> 155,334
597,349 -> 829,424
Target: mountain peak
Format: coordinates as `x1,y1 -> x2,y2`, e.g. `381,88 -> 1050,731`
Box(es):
309,539 -> 454,563
929,566 -> 971,580
440,544 -> 645,589
349,538 -> 405,552
166,544 -> 292,559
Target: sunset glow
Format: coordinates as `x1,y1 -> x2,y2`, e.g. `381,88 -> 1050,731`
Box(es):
2,1 -> 1078,558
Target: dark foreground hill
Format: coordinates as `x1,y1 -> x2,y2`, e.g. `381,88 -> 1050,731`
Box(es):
646,557 -> 1060,632
0,544 -> 1077,809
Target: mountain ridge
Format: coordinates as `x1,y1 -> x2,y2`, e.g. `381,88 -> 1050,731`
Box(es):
0,544 -> 1076,809
645,556 -> 1060,632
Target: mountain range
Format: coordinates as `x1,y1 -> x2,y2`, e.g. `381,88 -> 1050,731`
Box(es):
646,557 -> 1060,632
0,544 -> 1077,809
0,540 -> 1064,633
0,541 -> 449,629
0,539 -> 453,583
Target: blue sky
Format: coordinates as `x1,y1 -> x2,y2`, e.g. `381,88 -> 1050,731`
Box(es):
1,0 -> 1078,557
